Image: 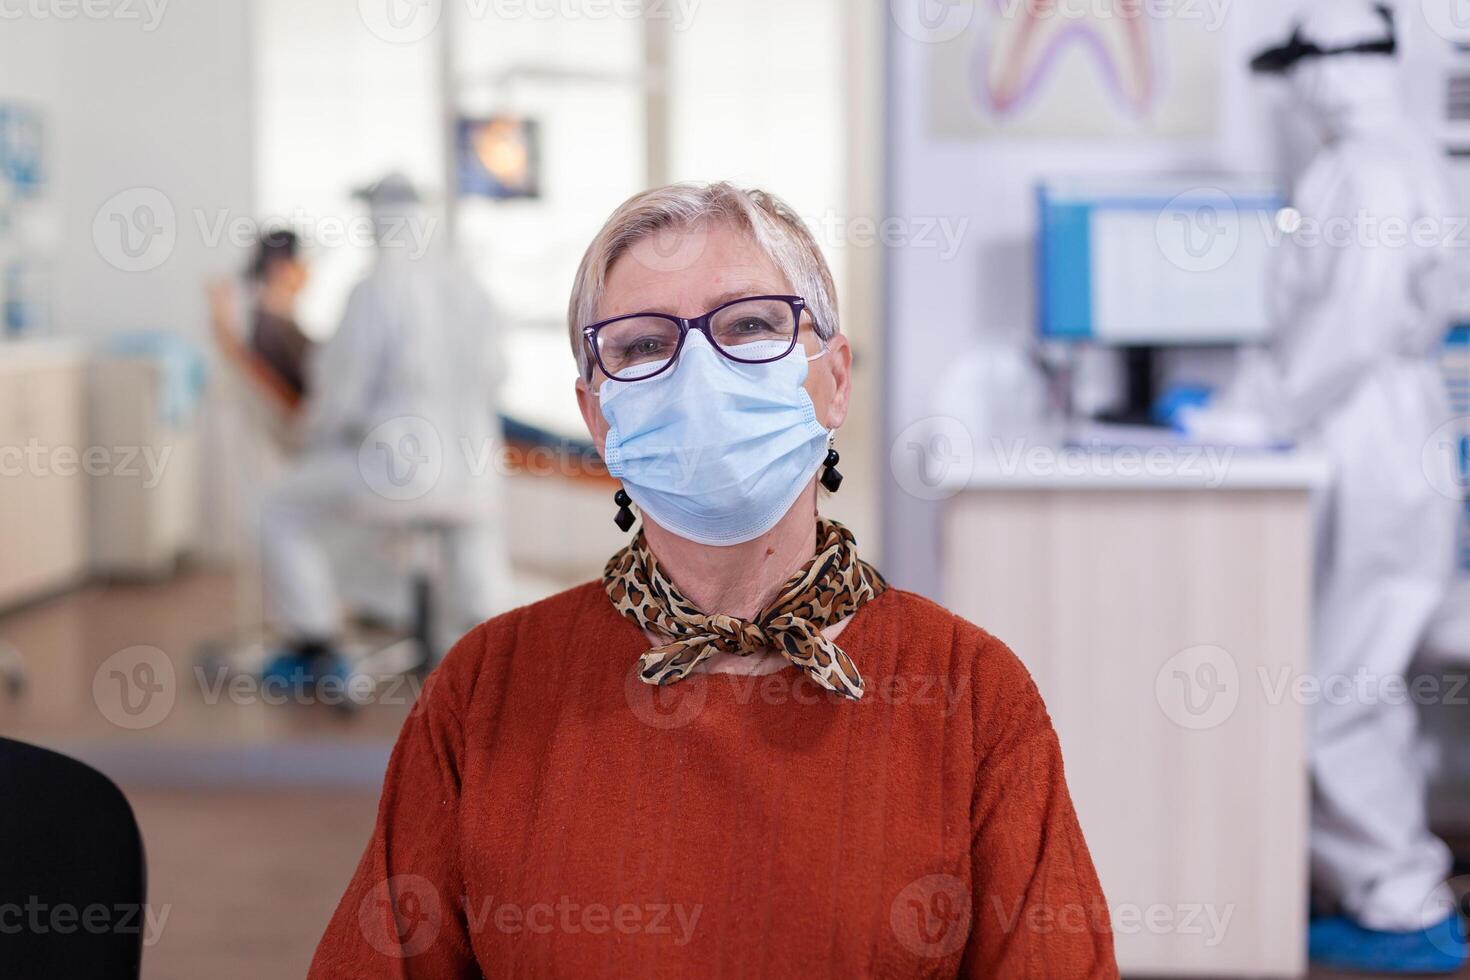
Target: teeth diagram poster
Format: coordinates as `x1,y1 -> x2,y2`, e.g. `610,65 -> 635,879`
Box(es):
928,0 -> 1221,139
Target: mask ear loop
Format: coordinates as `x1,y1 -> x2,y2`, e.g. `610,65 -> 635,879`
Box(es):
803,311 -> 830,362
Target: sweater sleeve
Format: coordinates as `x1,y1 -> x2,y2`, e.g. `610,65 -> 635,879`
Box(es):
961,638 -> 1119,979
308,624 -> 491,979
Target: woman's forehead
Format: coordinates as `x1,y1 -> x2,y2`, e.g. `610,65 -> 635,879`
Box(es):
600,221 -> 791,318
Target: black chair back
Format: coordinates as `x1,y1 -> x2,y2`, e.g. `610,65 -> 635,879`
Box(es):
0,738 -> 146,978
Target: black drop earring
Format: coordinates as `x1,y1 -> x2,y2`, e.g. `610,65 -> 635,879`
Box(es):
613,487 -> 637,532
820,444 -> 844,493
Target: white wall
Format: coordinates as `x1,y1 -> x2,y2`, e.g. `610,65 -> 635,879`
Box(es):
0,16 -> 62,126
2,4 -> 254,341
254,0 -> 444,339
48,2 -> 254,338
665,0 -> 846,275
450,1 -> 645,337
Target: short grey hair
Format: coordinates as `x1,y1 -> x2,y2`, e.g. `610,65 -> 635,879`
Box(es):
567,182 -> 839,378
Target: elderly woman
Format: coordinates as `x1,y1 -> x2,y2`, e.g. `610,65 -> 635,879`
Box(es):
310,183 -> 1117,978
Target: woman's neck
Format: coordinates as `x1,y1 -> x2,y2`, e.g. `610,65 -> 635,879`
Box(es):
640,483 -> 819,620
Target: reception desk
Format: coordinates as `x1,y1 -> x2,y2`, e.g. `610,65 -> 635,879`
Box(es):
940,447 -> 1330,977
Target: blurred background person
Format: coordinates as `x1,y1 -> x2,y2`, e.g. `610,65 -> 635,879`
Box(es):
257,172 -> 509,685
207,228 -> 314,412
1184,2 -> 1466,971
245,229 -> 314,402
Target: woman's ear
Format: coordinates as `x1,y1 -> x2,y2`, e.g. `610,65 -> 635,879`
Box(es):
815,333 -> 853,430
575,375 -> 610,458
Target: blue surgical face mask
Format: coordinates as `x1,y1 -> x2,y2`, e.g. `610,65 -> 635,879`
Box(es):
599,332 -> 830,547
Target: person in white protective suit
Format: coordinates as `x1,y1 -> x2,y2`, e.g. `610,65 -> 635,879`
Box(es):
1182,3 -> 1467,971
257,172 -> 509,686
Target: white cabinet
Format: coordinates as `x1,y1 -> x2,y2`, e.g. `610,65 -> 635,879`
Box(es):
87,355 -> 200,577
0,343 -> 88,608
942,454 -> 1327,977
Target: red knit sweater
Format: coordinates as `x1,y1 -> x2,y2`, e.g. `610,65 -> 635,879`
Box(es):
310,582 -> 1118,978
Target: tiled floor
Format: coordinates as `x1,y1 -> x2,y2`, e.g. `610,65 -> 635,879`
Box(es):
127,787 -> 377,980
0,567 -> 411,750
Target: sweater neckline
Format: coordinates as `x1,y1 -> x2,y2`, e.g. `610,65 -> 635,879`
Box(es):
594,579 -> 899,680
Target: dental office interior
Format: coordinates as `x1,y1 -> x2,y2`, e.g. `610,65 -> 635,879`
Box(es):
2,0 -> 1470,977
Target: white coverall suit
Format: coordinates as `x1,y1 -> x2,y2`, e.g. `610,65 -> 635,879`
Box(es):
1190,10 -> 1462,931
260,211 -> 508,644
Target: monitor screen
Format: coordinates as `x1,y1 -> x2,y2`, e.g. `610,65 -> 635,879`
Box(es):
457,116 -> 540,200
1037,177 -> 1287,345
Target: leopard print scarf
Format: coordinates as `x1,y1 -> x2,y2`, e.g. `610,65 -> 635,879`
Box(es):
603,517 -> 888,701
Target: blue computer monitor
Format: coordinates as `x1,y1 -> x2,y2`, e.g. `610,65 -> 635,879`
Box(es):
1037,177 -> 1287,346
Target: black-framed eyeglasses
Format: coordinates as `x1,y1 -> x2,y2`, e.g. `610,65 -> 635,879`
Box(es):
582,294 -> 823,382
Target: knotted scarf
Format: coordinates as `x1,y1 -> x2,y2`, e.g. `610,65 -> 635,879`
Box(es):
602,517 -> 887,701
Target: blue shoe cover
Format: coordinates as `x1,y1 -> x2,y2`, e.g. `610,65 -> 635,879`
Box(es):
1309,913 -> 1467,974
261,651 -> 313,687
261,650 -> 348,692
